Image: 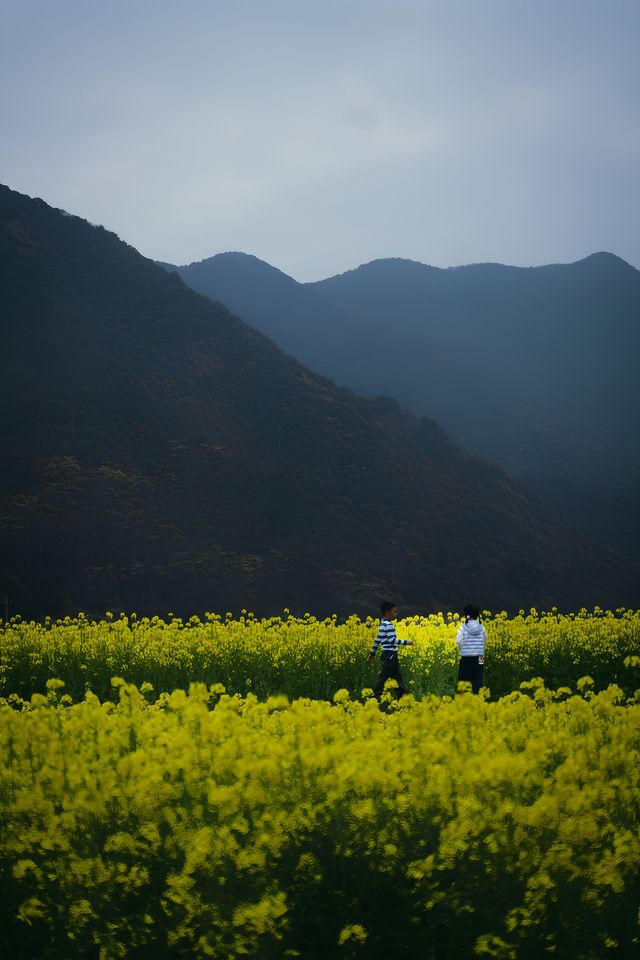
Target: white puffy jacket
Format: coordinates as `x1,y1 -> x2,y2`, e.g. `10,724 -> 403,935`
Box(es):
456,619 -> 487,656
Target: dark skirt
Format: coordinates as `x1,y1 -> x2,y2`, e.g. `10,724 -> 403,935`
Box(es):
457,655 -> 484,694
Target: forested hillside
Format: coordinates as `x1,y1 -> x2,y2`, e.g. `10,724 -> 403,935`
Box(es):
2,184 -> 637,617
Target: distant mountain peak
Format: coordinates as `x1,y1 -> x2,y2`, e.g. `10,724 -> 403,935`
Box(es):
164,251 -> 298,288
328,257 -> 442,280
571,251 -> 638,273
183,251 -> 263,268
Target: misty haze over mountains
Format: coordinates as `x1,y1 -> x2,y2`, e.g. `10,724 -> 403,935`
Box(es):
2,183 -> 638,617
163,251 -> 640,559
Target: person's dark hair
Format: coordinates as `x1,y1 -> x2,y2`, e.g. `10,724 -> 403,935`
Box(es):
463,604 -> 480,620
380,600 -> 396,616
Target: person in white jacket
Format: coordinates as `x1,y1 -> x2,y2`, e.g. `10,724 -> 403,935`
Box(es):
455,604 -> 487,693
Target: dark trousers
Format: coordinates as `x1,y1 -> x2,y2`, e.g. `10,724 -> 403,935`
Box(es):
374,651 -> 406,698
457,656 -> 484,694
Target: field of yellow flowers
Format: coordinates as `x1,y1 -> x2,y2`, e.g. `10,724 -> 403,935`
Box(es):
2,607 -> 639,702
1,680 -> 639,958
0,610 -> 639,958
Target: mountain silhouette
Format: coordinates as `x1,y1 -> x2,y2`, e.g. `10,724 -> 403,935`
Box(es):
166,252 -> 640,557
2,184 -> 637,618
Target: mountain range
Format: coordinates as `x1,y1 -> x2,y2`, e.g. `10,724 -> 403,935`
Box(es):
1,183 -> 637,618
163,251 -> 640,557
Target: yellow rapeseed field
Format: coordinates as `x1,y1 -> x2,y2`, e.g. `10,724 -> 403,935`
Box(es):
1,610 -> 639,957
1,680 -> 639,958
1,607 -> 639,701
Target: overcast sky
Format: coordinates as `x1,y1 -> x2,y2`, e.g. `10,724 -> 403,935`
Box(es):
2,0 -> 639,281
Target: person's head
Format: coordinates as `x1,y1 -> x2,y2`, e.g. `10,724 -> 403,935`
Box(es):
463,604 -> 480,621
380,600 -> 398,620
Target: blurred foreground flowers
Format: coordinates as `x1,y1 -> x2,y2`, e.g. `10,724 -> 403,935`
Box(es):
1,680 -> 638,958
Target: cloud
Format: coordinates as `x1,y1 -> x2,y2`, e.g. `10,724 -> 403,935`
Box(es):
1,0 -> 638,280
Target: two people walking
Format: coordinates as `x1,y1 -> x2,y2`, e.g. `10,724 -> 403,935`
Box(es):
367,600 -> 486,700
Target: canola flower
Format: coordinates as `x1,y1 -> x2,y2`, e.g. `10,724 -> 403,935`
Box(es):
1,608 -> 639,702
0,681 -> 639,958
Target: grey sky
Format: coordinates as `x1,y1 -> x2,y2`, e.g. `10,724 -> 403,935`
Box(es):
2,0 -> 639,281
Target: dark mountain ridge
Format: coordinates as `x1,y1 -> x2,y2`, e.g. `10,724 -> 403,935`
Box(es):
166,250 -> 640,557
2,183 -> 637,618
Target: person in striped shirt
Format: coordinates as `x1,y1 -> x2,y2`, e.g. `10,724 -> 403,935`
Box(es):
367,601 -> 414,699
455,604 -> 487,693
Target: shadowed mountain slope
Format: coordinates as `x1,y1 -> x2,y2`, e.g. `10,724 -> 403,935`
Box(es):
2,184 -> 637,618
167,252 -> 640,557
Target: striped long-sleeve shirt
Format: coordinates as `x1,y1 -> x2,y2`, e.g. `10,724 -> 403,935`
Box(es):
370,618 -> 410,656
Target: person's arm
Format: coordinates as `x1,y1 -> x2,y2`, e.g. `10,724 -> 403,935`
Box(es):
456,624 -> 464,651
